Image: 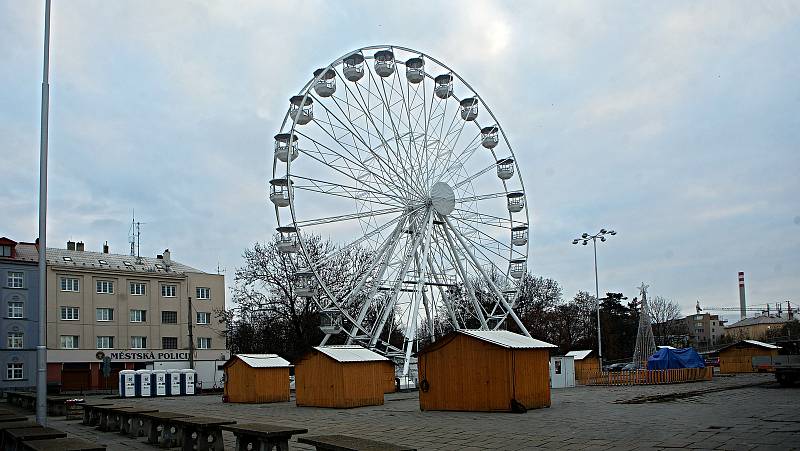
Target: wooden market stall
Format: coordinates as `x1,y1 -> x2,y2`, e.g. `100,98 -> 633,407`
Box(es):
294,345 -> 390,408
381,360 -> 397,393
223,354 -> 291,403
565,350 -> 600,383
418,330 -> 557,412
719,340 -> 780,374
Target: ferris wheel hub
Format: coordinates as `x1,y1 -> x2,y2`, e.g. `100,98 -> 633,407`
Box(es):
430,181 -> 455,216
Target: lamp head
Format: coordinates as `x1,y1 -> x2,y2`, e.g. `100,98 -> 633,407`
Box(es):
572,239 -> 579,245
600,228 -> 607,234
610,230 -> 616,235
600,237 -> 606,242
581,233 -> 588,239
582,241 -> 588,245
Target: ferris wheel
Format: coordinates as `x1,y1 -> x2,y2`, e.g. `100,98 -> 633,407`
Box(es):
270,45 -> 531,376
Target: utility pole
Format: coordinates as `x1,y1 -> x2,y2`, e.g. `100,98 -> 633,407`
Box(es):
188,296 -> 195,369
36,0 -> 52,426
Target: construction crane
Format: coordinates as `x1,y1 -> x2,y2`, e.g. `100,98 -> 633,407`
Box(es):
696,300 -> 796,317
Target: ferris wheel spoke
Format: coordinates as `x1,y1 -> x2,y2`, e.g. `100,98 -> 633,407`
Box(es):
455,191 -> 508,203
436,223 -> 489,329
295,131 -> 410,201
447,215 -> 514,254
452,208 -> 527,228
452,160 -> 506,190
290,173 -> 406,206
295,206 -> 406,228
436,134 -> 482,184
390,67 -> 427,193
309,96 -> 417,200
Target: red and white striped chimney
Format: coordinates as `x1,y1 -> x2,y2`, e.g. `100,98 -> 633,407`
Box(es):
738,271 -> 746,320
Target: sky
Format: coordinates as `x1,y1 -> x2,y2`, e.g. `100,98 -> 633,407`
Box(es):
2,1 -> 799,322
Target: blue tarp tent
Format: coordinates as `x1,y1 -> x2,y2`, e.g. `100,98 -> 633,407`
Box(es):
647,347 -> 705,370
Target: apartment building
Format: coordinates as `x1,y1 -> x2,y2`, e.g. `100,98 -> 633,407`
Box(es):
684,312 -> 726,347
0,237 -> 40,390
45,241 -> 228,390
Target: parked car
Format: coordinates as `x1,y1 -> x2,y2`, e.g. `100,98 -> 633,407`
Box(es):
622,363 -> 639,371
604,363 -> 626,372
704,358 -> 720,367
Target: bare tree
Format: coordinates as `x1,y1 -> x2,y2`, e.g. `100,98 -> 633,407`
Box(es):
649,295 -> 684,345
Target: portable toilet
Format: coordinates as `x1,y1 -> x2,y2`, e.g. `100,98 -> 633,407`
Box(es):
550,355 -> 576,388
166,369 -> 182,396
180,369 -> 196,395
136,369 -> 152,397
153,370 -> 167,396
119,370 -> 136,398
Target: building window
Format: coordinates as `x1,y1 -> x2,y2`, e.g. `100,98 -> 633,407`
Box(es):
96,280 -> 114,294
161,284 -> 176,298
162,337 -> 178,349
196,312 -> 211,325
60,335 -> 79,349
196,287 -> 210,300
96,336 -> 114,349
129,309 -> 147,323
60,306 -> 79,320
129,282 -> 147,296
7,363 -> 23,380
0,245 -> 11,257
8,302 -> 23,318
7,272 -> 23,288
96,308 -> 114,322
7,332 -> 23,349
695,315 -> 703,320
197,337 -> 211,349
161,311 -> 178,324
60,277 -> 79,292
131,336 -> 147,349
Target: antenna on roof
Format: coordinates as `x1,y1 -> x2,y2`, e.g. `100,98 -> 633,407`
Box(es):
128,210 -> 146,261
217,261 -> 226,275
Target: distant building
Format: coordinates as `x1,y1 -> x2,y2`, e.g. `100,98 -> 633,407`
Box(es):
683,313 -> 726,347
45,241 -> 228,391
0,237 -> 40,390
724,315 -> 793,341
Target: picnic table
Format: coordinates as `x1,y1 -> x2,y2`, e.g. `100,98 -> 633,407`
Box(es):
298,435 -> 416,451
3,427 -> 66,451
169,416 -> 236,451
80,402 -> 114,426
221,423 -> 308,451
139,412 -> 194,448
21,438 -> 105,451
116,408 -> 159,436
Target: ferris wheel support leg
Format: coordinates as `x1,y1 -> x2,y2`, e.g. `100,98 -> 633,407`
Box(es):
401,212 -> 434,377
345,217 -> 407,345
442,215 -> 531,338
414,250 -> 436,342
320,334 -> 331,346
369,212 -> 430,349
427,253 -> 461,328
438,219 -> 489,330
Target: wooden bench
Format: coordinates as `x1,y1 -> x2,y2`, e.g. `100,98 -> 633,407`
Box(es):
45,397 -> 74,417
168,416 -> 236,451
221,423 -> 307,451
116,408 -> 159,436
80,403 -> 114,426
138,412 -> 194,448
3,427 -> 67,451
298,435 -> 416,451
21,438 -> 106,451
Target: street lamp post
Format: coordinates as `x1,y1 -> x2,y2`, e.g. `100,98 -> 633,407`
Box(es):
572,228 -> 616,367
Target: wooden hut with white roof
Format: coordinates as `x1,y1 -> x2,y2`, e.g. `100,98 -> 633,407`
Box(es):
565,349 -> 600,383
294,345 -> 390,408
719,340 -> 780,374
417,330 -> 557,412
222,354 -> 291,403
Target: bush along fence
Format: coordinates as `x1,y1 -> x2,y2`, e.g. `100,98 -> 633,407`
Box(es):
578,367 -> 713,386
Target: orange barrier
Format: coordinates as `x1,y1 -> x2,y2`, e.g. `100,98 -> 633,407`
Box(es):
581,367 -> 713,386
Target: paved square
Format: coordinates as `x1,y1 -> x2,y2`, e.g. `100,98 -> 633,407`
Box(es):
7,373 -> 799,450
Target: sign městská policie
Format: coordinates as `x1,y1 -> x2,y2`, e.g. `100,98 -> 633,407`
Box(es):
47,349 -> 230,363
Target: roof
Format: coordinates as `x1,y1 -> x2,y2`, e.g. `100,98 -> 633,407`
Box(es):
726,315 -> 791,328
718,339 -> 781,353
458,330 -> 557,349
312,345 -> 389,363
45,247 -> 202,275
0,242 -> 39,264
228,354 -> 290,368
565,350 -> 594,360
